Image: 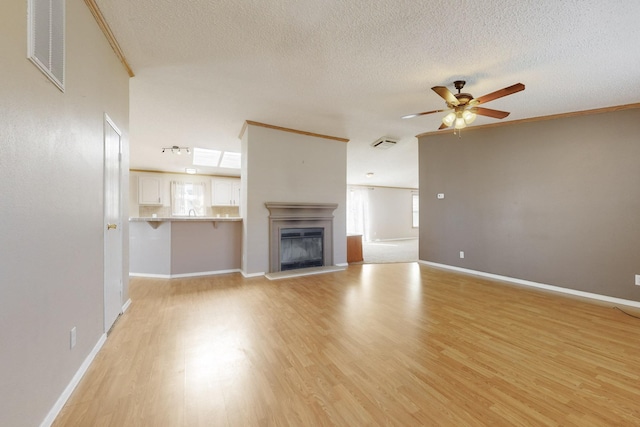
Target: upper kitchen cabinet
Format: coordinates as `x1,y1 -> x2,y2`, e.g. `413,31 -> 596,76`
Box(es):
212,177 -> 241,206
138,176 -> 163,205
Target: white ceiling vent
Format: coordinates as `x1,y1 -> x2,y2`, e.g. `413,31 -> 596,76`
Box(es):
371,137 -> 397,149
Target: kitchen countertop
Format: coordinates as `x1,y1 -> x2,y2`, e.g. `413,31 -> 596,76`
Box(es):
130,216 -> 242,222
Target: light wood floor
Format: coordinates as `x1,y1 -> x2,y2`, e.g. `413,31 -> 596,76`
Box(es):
53,263 -> 640,426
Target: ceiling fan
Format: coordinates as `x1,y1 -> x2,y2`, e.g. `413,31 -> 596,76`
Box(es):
402,80 -> 525,130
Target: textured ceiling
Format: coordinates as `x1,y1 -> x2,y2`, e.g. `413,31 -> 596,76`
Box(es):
95,0 -> 640,188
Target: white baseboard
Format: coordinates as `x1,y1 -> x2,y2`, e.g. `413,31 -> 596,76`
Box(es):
170,269 -> 240,278
368,237 -> 418,242
40,333 -> 107,427
419,260 -> 640,309
121,298 -> 132,313
129,272 -> 170,279
241,270 -> 265,278
335,262 -> 349,267
130,269 -> 240,279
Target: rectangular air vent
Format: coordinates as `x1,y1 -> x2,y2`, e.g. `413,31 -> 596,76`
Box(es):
371,137 -> 397,149
28,0 -> 65,91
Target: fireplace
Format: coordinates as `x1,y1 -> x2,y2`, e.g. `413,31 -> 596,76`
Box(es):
265,202 -> 338,273
280,227 -> 324,271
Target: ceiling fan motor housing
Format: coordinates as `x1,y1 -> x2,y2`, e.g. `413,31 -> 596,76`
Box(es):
454,93 -> 473,105
451,80 -> 473,106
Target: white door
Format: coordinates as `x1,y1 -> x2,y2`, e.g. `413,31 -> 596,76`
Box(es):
104,114 -> 123,333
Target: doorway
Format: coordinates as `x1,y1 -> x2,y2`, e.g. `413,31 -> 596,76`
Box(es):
104,114 -> 123,333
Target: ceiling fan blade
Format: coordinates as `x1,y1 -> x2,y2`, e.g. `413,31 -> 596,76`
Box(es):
472,107 -> 511,119
431,86 -> 459,106
473,83 -> 525,105
401,109 -> 446,119
438,122 -> 450,130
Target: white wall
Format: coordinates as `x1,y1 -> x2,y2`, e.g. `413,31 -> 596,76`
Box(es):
241,124 -> 348,275
0,1 -> 129,425
352,186 -> 418,241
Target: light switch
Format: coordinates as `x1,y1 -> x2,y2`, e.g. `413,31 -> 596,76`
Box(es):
437,193 -> 445,199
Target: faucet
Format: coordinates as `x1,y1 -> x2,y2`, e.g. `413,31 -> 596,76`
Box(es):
188,209 -> 196,217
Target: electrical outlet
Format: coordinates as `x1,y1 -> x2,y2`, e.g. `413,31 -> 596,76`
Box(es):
70,327 -> 77,349
460,251 -> 465,259
437,193 -> 445,199
635,275 -> 640,286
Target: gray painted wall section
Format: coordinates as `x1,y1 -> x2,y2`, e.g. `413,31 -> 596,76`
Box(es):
130,222 -> 172,275
0,1 -> 130,426
171,221 -> 241,274
130,221 -> 241,275
418,108 -> 640,301
242,124 -> 347,275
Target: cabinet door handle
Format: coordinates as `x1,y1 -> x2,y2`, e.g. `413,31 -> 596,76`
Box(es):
107,223 -> 117,230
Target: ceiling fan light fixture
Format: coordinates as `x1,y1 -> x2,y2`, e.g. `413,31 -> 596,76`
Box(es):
462,109 -> 477,124
442,111 -> 456,127
403,81 -> 524,133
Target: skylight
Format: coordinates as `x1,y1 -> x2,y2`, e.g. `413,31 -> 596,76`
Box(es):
191,148 -> 241,169
219,152 -> 241,169
192,148 -> 221,167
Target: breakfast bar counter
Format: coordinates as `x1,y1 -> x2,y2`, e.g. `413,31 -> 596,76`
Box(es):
129,217 -> 242,278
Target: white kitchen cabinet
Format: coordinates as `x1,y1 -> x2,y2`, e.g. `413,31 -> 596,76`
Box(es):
138,176 -> 163,205
231,180 -> 241,206
212,178 -> 241,206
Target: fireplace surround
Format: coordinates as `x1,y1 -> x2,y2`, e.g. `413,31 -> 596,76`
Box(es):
265,202 -> 338,273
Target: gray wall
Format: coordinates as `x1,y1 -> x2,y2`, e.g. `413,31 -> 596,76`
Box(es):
241,124 -> 348,275
130,222 -> 172,276
418,108 -> 640,301
129,221 -> 241,276
0,1 -> 130,425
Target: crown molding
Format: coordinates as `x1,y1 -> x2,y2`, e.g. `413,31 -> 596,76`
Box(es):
240,120 -> 349,142
84,0 -> 134,77
416,102 -> 640,138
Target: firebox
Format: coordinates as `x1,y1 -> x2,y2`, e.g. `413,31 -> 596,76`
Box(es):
280,228 -> 324,271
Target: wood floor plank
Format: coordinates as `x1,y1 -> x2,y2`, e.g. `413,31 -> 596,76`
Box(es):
53,263 -> 640,426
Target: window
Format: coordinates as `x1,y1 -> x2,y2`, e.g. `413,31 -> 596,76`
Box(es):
412,193 -> 419,228
347,187 -> 370,240
171,181 -> 206,216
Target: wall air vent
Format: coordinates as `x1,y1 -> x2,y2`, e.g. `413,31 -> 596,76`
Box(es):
371,137 -> 397,149
28,0 -> 65,91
